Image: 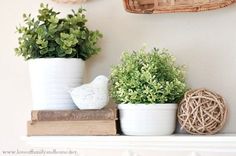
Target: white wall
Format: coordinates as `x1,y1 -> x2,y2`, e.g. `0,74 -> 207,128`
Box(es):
0,0 -> 236,148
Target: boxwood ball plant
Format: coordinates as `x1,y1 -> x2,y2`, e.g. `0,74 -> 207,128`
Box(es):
110,47 -> 187,104
15,3 -> 102,60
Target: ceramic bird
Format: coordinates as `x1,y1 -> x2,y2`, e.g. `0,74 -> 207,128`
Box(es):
70,75 -> 109,110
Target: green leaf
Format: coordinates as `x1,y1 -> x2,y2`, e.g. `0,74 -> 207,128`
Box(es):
65,48 -> 73,54
39,49 -> 48,55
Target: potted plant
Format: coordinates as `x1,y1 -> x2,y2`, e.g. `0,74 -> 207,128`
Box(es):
15,4 -> 102,110
110,47 -> 187,135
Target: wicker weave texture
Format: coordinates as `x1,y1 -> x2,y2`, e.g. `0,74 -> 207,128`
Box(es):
123,0 -> 236,13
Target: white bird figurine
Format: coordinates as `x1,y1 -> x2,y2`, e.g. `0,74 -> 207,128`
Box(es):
70,75 -> 109,110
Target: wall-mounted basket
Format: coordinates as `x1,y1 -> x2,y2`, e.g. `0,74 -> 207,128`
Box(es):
123,0 -> 236,13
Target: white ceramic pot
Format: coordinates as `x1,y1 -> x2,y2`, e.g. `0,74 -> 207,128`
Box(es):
28,58 -> 85,110
118,104 -> 177,136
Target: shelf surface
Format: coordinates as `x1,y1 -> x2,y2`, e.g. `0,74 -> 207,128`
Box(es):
22,134 -> 236,152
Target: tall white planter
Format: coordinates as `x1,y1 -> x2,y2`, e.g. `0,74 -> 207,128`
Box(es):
28,58 -> 85,110
118,104 -> 177,136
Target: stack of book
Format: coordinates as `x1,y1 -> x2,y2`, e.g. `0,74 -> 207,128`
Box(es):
27,108 -> 117,136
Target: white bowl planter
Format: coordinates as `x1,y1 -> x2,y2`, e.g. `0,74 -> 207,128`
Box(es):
28,58 -> 85,110
118,104 -> 177,136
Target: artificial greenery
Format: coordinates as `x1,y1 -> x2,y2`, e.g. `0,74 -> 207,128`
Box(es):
15,3 -> 102,60
110,47 -> 187,104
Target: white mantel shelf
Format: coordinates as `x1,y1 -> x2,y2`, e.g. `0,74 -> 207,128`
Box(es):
22,134 -> 236,152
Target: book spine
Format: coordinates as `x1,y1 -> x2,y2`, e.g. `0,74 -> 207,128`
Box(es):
27,120 -> 117,136
31,108 -> 117,121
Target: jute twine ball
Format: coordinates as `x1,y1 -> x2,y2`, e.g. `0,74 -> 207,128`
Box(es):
178,89 -> 227,135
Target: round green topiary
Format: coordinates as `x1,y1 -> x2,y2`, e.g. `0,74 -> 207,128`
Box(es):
110,47 -> 187,104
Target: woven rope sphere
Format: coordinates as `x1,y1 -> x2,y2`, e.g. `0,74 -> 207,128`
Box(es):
178,89 -> 227,135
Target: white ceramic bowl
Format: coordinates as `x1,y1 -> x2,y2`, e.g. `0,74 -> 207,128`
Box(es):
118,103 -> 177,135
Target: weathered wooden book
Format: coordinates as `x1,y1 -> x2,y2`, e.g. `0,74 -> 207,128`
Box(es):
27,120 -> 117,136
31,108 -> 117,121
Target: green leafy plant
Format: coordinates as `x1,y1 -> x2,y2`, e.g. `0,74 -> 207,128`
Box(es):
15,3 -> 102,60
110,47 -> 187,104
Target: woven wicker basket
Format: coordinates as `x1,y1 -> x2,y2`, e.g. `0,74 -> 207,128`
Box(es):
123,0 -> 236,13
